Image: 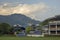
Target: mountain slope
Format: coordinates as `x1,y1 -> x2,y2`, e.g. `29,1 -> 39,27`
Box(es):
49,15 -> 60,21
0,14 -> 40,26
40,15 -> 60,26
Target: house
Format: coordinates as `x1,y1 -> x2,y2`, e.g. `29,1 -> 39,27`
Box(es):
43,21 -> 60,35
13,24 -> 25,36
27,24 -> 44,37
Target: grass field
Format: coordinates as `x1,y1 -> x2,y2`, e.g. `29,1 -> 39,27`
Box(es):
0,36 -> 60,40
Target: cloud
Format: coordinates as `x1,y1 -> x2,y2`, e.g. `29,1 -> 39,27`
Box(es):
0,3 -> 49,19
0,3 -> 47,15
34,6 -> 60,21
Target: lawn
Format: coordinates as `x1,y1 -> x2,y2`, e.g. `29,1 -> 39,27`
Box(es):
0,36 -> 60,40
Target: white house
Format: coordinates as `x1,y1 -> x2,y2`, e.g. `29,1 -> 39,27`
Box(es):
43,21 -> 60,35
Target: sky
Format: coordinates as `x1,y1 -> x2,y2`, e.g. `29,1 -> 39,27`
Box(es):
0,0 -> 60,21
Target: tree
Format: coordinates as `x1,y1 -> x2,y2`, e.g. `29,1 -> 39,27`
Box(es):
0,23 -> 11,34
26,26 -> 32,33
40,18 -> 52,26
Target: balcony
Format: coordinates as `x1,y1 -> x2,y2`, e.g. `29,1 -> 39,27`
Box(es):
57,31 -> 60,34
49,25 -> 56,30
57,25 -> 60,30
50,28 -> 56,30
50,31 -> 56,35
57,28 -> 60,30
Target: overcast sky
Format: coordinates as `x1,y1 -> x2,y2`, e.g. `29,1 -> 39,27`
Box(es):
0,0 -> 60,21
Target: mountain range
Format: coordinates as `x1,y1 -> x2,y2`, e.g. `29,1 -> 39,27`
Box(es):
0,13 -> 40,27
48,15 -> 60,21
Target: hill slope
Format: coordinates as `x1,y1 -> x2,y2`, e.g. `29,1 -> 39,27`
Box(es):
0,14 -> 40,26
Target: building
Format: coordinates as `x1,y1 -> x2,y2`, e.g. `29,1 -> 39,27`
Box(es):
13,24 -> 25,36
43,21 -> 60,35
27,24 -> 44,37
